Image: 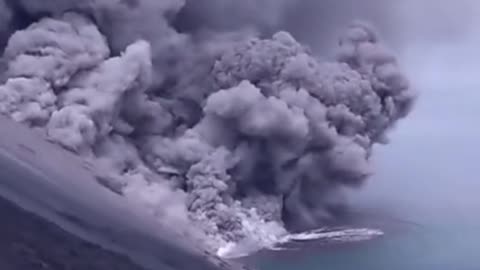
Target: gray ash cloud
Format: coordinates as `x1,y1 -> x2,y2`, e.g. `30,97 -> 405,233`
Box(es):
0,0 -> 416,251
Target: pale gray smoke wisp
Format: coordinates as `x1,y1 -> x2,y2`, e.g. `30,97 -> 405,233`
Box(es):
0,0 -> 416,252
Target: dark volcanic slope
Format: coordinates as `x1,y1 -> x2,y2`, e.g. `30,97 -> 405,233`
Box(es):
0,115 -> 251,270
0,193 -> 146,270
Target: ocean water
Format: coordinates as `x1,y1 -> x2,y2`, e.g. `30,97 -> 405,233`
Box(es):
247,88 -> 480,270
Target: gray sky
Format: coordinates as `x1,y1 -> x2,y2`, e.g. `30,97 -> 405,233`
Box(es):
358,0 -> 480,213
393,0 -> 480,137
394,0 -> 480,89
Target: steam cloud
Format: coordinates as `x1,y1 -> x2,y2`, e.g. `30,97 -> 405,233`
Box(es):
0,0 -> 416,252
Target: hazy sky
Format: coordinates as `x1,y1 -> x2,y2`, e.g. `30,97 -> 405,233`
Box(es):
392,0 -> 480,136
359,0 -> 480,213
394,0 -> 480,89
288,0 -> 480,89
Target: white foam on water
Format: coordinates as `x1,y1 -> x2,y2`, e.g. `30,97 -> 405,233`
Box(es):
281,227 -> 384,243
216,227 -> 384,259
217,243 -> 241,258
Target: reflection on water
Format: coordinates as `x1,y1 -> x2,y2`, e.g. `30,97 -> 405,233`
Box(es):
249,89 -> 480,270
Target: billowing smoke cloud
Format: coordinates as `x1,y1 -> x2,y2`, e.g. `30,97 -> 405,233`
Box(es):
175,0 -> 394,52
0,0 -> 416,253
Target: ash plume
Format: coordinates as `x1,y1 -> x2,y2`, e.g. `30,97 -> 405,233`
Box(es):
0,0 -> 416,252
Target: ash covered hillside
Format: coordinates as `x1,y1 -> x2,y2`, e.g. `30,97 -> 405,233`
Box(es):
0,0 -> 416,253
